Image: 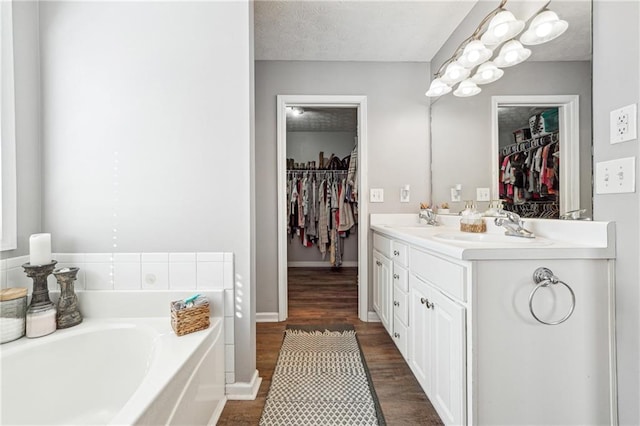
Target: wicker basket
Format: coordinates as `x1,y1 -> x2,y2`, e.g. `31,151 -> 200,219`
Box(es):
171,299 -> 210,336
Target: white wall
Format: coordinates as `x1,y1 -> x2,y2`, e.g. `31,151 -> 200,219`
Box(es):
592,2 -> 640,424
38,1 -> 255,384
255,61 -> 431,313
1,1 -> 41,259
287,131 -> 356,164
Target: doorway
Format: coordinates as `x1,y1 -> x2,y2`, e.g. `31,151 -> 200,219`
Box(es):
276,95 -> 368,322
491,95 -> 581,216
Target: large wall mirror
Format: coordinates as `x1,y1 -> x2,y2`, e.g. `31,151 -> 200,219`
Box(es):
492,95 -> 581,219
430,1 -> 592,219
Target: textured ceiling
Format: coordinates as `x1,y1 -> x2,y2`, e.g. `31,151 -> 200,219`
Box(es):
254,1 -> 478,61
287,107 -> 358,132
254,0 -> 591,62
499,106 -> 552,133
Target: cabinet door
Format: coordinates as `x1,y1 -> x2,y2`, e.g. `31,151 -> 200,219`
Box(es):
430,288 -> 466,426
409,275 -> 432,394
373,251 -> 393,335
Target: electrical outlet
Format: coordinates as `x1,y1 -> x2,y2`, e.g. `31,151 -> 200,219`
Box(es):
610,104 -> 637,144
476,187 -> 490,201
370,188 -> 384,203
595,157 -> 636,194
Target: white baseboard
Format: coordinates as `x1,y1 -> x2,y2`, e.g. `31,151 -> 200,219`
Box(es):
287,261 -> 358,267
256,312 -> 280,322
367,311 -> 380,322
226,370 -> 262,400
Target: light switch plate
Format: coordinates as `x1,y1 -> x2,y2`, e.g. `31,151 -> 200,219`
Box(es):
595,157 -> 636,194
610,104 -> 637,144
400,185 -> 410,203
370,188 -> 384,203
476,187 -> 490,201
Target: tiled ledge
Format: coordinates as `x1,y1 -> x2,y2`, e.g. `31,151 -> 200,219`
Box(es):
1,252 -> 234,292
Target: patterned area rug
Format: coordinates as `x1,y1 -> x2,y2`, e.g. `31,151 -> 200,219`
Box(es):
260,324 -> 386,426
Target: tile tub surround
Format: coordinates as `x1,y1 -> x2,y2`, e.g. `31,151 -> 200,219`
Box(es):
0,252 -> 236,385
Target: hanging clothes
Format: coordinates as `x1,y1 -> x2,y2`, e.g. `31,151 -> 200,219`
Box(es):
286,170 -> 356,267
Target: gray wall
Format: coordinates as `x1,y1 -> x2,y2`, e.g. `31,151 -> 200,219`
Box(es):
255,61 -> 431,313
430,60 -> 592,215
1,1 -> 42,259
592,2 -> 640,424
37,1 -> 256,384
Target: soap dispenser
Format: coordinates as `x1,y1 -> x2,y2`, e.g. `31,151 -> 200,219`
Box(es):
460,200 -> 486,233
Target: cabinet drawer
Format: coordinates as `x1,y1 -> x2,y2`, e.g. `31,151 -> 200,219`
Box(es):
410,248 -> 466,302
392,316 -> 408,359
373,233 -> 392,258
393,264 -> 409,293
394,286 -> 409,326
391,240 -> 409,267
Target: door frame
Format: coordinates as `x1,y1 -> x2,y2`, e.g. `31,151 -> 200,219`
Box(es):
491,95 -> 580,215
276,95 -> 369,322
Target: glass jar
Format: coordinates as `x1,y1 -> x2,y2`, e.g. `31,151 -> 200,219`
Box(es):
460,200 -> 486,233
26,303 -> 57,338
0,288 -> 28,344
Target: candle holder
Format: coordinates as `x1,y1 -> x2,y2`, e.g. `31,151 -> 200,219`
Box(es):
53,267 -> 82,329
22,261 -> 57,338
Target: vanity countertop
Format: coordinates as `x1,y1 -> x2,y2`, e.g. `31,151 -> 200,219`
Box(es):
370,214 -> 615,260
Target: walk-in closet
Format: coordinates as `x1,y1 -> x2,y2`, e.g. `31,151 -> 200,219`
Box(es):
497,106 -> 560,218
285,106 -> 360,311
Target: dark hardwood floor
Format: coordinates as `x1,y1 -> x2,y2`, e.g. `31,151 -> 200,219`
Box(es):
217,267 -> 443,425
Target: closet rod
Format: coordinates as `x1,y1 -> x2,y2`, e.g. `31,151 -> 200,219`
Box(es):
286,169 -> 348,174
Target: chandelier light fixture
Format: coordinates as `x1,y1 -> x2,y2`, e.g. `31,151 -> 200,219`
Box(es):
425,0 -> 568,98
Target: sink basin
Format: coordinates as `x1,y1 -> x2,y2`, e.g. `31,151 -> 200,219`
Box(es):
433,232 -> 552,246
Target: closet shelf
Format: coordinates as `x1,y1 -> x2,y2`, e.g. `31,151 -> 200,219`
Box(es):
501,130 -> 559,156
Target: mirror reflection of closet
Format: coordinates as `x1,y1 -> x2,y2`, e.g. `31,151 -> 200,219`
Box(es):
498,106 -> 560,218
285,107 -> 359,268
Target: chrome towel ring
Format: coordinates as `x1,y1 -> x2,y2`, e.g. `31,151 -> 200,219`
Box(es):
529,267 -> 576,326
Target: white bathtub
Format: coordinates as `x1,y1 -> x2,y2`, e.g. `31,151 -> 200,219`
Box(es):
0,317 -> 225,425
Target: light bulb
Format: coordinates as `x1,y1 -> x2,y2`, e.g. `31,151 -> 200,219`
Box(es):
535,22 -> 553,37
493,23 -> 509,38
505,51 -> 518,63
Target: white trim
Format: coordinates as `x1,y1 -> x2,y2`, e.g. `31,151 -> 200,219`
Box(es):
0,0 -> 17,251
491,95 -> 580,215
607,260 -> 619,426
256,312 -> 280,323
287,261 -> 358,268
367,311 -> 381,322
225,370 -> 262,400
276,95 -> 369,323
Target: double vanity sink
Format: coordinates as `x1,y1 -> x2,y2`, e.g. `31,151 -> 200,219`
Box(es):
370,213 -> 616,426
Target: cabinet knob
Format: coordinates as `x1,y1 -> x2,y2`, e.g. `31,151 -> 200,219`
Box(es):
426,300 -> 435,309
393,250 -> 400,256
393,273 -> 400,280
376,260 -> 382,266
394,332 -> 400,338
394,300 -> 399,306
420,297 -> 426,305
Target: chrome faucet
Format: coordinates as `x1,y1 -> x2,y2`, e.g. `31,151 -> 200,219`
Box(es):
419,209 -> 439,226
494,211 -> 535,238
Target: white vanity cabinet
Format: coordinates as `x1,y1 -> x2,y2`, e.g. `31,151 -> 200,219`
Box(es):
373,233 -> 411,356
390,240 -> 409,358
409,250 -> 467,426
372,249 -> 392,334
371,219 -> 616,426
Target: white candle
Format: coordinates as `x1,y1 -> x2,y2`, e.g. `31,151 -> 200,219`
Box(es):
29,233 -> 52,265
